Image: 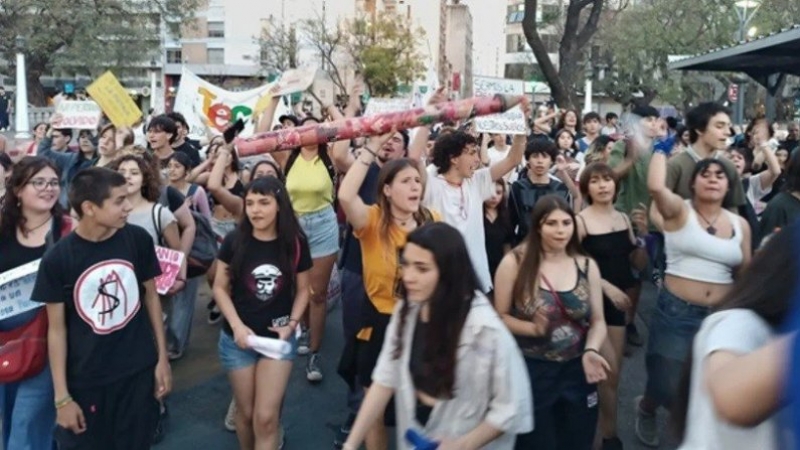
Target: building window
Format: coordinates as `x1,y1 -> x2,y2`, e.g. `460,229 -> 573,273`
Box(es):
506,34 -> 528,53
207,48 -> 224,64
208,22 -> 225,38
507,11 -> 524,23
166,49 -> 183,64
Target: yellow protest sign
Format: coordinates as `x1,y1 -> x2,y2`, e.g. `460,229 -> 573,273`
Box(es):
86,71 -> 143,127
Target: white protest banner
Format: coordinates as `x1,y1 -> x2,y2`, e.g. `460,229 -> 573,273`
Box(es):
172,67 -> 277,138
271,66 -> 318,97
52,101 -> 103,130
155,246 -> 185,295
363,98 -> 412,117
0,260 -> 43,320
473,76 -> 527,135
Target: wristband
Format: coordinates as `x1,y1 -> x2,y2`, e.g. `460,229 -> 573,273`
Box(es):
362,146 -> 379,158
583,348 -> 601,356
55,395 -> 73,409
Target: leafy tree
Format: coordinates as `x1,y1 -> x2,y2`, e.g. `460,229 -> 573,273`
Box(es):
259,16 -> 300,75
0,0 -> 200,106
598,0 -> 800,110
342,15 -> 426,97
521,0 -> 605,108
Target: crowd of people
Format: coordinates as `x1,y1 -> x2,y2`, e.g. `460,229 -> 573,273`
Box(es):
0,79 -> 799,450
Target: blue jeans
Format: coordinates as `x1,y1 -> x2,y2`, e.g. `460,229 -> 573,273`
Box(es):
1,363 -> 56,450
218,330 -> 298,371
297,206 -> 339,258
644,287 -> 710,408
167,276 -> 201,355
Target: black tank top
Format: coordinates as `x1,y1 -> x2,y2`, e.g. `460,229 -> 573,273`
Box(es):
582,229 -> 636,291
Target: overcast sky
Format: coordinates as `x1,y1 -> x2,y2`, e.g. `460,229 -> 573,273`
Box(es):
462,0 -> 506,77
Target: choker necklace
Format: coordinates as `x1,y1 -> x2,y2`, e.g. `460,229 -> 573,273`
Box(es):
392,214 -> 414,226
22,215 -> 53,237
693,204 -> 721,235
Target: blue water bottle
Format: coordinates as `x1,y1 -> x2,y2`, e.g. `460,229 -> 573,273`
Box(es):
405,429 -> 439,449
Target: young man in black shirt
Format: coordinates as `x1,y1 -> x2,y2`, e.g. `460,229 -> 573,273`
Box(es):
166,111 -> 202,167
509,139 -> 576,244
32,167 -> 171,449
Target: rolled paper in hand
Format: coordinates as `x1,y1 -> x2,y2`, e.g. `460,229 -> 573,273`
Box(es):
246,334 -> 293,359
234,94 -> 523,157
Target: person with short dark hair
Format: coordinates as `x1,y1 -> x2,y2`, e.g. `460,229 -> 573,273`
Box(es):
602,112 -> 620,136
509,139 -> 573,244
759,148 -> 800,241
31,167 -> 171,450
424,104 -> 530,294
166,112 -> 201,167
147,115 -> 180,170
578,112 -> 602,153
0,86 -> 10,131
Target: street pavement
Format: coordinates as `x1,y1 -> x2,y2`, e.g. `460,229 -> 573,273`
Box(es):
156,282 -> 677,450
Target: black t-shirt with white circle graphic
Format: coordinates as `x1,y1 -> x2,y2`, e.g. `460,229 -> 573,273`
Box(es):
31,224 -> 161,388
218,230 -> 312,339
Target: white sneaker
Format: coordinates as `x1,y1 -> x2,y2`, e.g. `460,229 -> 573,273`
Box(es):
306,352 -> 323,382
224,399 -> 237,432
297,328 -> 310,356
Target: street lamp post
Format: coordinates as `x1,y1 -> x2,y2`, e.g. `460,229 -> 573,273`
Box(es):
150,58 -> 159,114
583,59 -> 594,115
733,0 -> 761,125
14,35 -> 31,140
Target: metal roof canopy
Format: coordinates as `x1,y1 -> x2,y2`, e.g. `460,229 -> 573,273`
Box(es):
668,25 -> 800,96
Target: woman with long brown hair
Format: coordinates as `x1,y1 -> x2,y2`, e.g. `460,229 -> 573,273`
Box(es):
337,131 -> 439,449
0,157 -> 71,450
343,223 -> 532,450
494,195 -> 609,450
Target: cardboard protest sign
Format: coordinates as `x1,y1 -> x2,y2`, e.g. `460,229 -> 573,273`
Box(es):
363,98 -> 412,117
52,101 -> 103,130
473,76 -> 527,135
271,66 -> 318,97
86,71 -> 143,128
0,260 -> 42,320
155,246 -> 185,295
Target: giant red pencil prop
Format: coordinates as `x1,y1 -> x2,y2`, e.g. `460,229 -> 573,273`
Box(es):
235,94 -> 522,157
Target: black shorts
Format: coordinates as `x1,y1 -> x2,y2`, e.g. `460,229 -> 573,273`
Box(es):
603,295 -> 627,327
55,367 -> 159,450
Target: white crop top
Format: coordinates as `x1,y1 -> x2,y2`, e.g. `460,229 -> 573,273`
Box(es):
665,201 -> 743,284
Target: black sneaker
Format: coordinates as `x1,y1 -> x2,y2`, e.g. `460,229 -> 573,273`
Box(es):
333,412 -> 356,447
207,301 -> 222,325
627,322 -> 643,347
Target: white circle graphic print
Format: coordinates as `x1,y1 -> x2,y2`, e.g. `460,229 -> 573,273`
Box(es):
73,259 -> 141,335
251,264 -> 283,302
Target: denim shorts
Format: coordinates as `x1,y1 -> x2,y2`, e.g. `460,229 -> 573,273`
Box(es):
644,287 -> 710,408
211,217 -> 237,242
218,330 -> 297,371
297,205 -> 339,259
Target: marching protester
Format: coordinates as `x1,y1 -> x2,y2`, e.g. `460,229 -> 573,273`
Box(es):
254,105 -> 339,381
31,167 -> 171,449
673,219 -> 795,450
167,152 -> 212,221
37,124 -> 94,207
508,139 -> 575,244
483,180 -> 514,283
337,130 -> 439,449
0,157 -> 67,450
214,176 -> 312,450
343,222 -> 533,450
635,140 -> 751,447
0,152 -> 10,205
423,99 -> 529,295
494,195 -> 609,449
576,163 -> 648,449
759,149 -> 800,242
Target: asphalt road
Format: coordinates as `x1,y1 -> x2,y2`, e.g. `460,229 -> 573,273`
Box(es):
154,282 -> 676,450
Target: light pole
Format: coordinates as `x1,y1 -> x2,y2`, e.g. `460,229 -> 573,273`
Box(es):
150,58 -> 159,114
583,58 -> 594,114
14,35 -> 31,140
733,0 -> 760,125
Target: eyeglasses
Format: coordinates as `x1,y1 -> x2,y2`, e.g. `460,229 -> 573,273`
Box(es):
27,179 -> 60,191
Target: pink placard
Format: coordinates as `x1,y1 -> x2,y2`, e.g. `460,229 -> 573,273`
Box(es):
154,246 -> 185,295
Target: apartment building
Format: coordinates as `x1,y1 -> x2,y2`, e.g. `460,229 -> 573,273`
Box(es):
445,2 -> 474,98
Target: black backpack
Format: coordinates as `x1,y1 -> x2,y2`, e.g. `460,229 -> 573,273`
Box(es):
158,187 -> 218,272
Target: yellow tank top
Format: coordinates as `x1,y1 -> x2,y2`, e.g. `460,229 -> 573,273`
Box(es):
285,155 -> 334,214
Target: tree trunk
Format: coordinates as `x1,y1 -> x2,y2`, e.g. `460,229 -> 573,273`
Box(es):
26,72 -> 47,107
522,0 -> 574,108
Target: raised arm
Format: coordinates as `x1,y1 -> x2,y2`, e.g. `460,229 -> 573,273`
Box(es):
338,133 -> 393,230
490,133 -> 526,182
647,150 -> 686,223
207,145 -> 244,218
